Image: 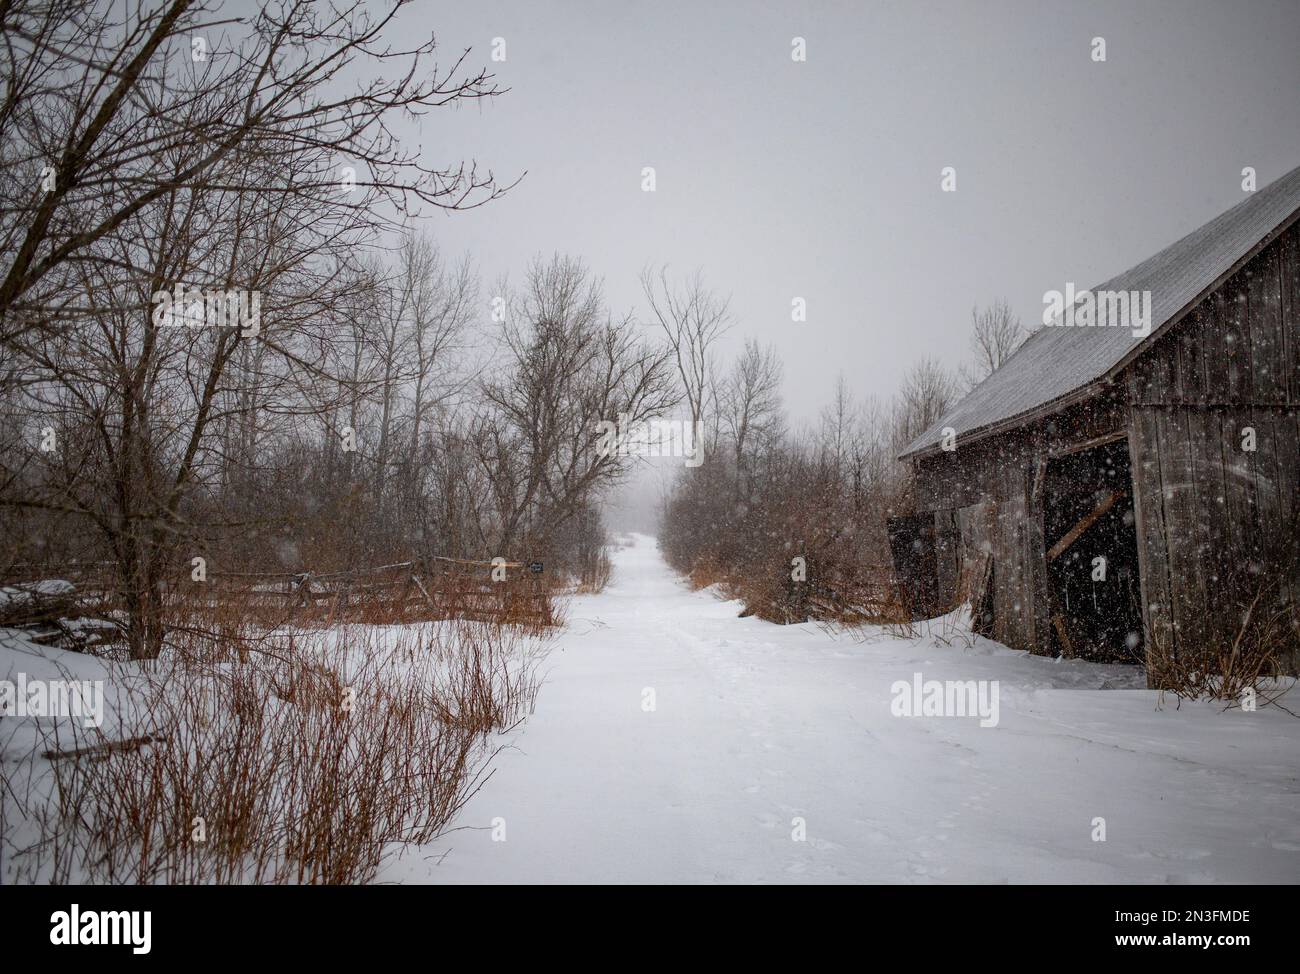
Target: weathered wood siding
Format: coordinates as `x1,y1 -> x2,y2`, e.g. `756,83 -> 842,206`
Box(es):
1126,220 -> 1300,407
1126,220 -> 1299,674
1128,406 -> 1298,671
910,220 -> 1299,676
913,396 -> 1127,656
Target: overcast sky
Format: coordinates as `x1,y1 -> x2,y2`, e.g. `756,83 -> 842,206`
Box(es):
391,0 -> 1300,425
272,0 -> 1299,529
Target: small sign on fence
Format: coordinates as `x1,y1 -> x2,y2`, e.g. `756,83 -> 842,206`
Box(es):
528,561 -> 544,575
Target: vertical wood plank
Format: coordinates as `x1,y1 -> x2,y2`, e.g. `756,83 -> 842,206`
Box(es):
1247,244 -> 1285,403
1161,324 -> 1184,405
1282,228 -> 1300,402
1157,408 -> 1204,664
1149,324 -> 1176,403
1220,407 -> 1262,654
1126,356 -> 1150,404
1201,290 -> 1231,402
1267,409 -> 1300,671
1180,306 -> 1208,406
1191,409 -> 1231,654
1026,455 -> 1052,655
1251,406 -> 1284,597
1223,276 -> 1253,402
1128,408 -> 1174,678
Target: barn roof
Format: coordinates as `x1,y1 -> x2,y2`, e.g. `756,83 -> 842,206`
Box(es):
900,164 -> 1300,459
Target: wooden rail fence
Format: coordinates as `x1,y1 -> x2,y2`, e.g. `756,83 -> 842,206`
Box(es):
1,556 -> 553,645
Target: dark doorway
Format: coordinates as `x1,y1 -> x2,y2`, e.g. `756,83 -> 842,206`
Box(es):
887,513 -> 939,618
1043,439 -> 1144,662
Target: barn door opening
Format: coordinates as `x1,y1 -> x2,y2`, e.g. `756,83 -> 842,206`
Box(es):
887,513 -> 939,619
1043,439 -> 1144,662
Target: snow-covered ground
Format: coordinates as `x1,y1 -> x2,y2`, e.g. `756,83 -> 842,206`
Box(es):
388,533 -> 1300,884
4,533 -> 1296,884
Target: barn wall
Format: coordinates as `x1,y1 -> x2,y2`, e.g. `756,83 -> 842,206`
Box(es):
1126,219 -> 1300,407
1125,220 -> 1300,677
911,396 -> 1127,656
1128,405 -> 1298,674
914,396 -> 1127,511
914,433 -> 1034,651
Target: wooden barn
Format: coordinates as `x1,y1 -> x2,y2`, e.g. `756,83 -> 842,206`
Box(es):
896,165 -> 1300,684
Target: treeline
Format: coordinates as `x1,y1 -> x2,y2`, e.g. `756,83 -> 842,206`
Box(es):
0,2 -> 675,657
660,302 -> 1024,622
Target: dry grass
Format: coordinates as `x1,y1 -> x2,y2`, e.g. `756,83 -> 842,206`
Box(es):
574,549 -> 612,594
1148,578 -> 1296,710
2,615 -> 547,884
685,556 -> 732,593
720,556 -> 909,629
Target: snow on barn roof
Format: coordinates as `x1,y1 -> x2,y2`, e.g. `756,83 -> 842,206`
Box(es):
900,163 -> 1300,459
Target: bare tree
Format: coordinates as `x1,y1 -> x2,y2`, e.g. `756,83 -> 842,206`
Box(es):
0,0 -> 511,349
891,357 -> 959,451
639,266 -> 730,434
405,238 -> 479,456
0,1 -> 511,657
845,393 -> 890,515
479,255 -> 679,554
961,298 -> 1024,387
722,338 -> 784,479
817,373 -> 858,474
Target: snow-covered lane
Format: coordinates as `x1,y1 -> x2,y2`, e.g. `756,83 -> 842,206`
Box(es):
388,534 -> 1300,884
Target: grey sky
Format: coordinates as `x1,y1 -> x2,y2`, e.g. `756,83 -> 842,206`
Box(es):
397,0 -> 1300,427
